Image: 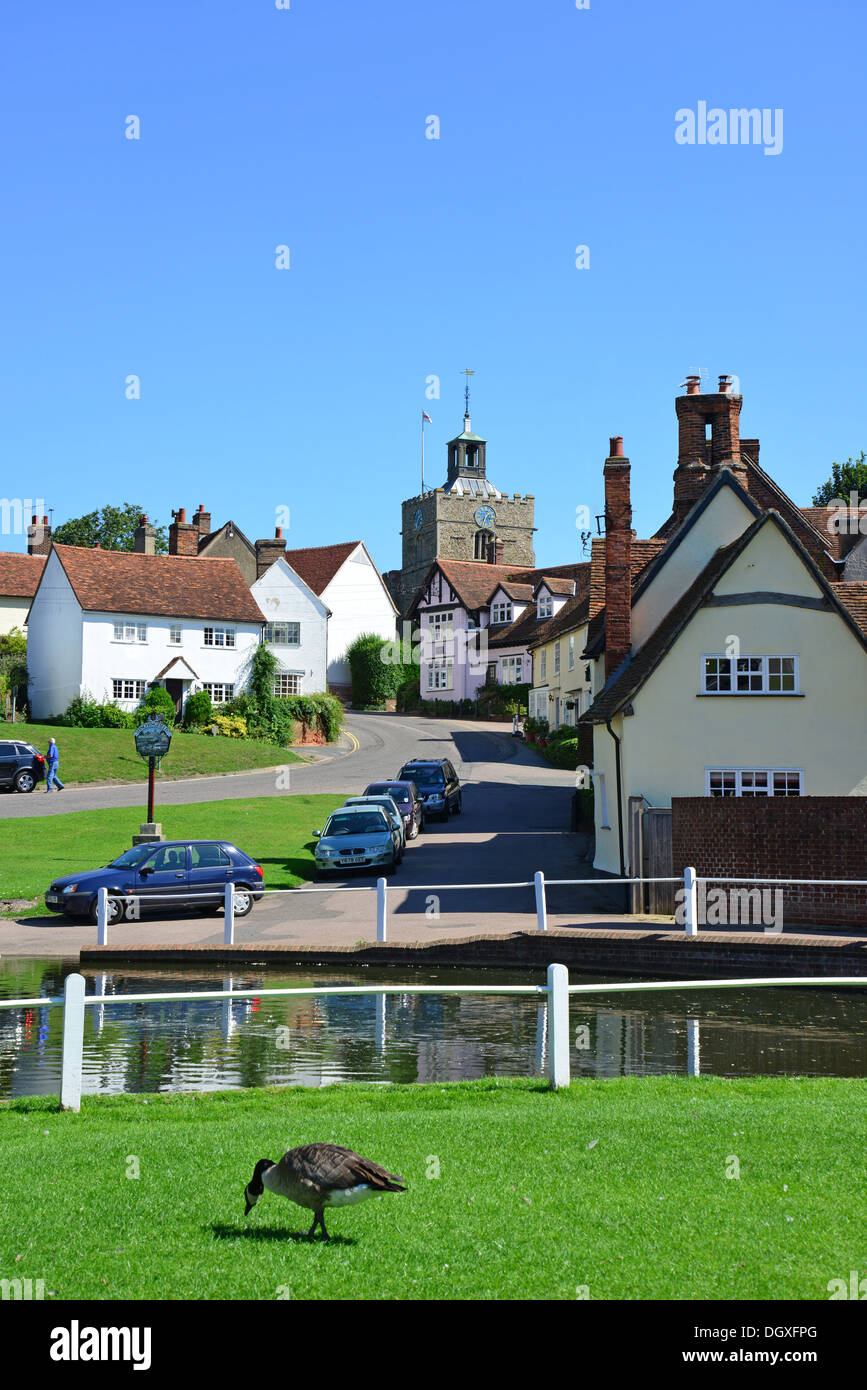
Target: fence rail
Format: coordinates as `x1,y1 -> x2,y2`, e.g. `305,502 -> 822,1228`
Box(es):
82,864 -> 867,947
1,968 -> 862,1112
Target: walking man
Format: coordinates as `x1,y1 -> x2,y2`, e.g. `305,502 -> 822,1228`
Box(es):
45,737 -> 65,792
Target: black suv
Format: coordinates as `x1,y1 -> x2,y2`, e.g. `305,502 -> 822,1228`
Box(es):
396,758 -> 461,822
0,740 -> 46,793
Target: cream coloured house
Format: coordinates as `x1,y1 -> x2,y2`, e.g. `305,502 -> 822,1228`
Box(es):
579,378 -> 867,875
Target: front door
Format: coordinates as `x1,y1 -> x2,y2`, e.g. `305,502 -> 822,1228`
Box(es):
165,679 -> 183,717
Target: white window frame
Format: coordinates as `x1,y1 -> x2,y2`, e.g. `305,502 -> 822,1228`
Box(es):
113,621 -> 148,643
428,611 -> 454,641
701,654 -> 800,695
426,660 -> 453,691
203,626 -> 236,648
500,655 -> 523,685
203,682 -> 235,704
705,767 -> 804,797
554,641 -> 560,676
112,678 -> 147,701
568,633 -> 575,670
540,649 -> 547,682
169,624 -> 182,645
274,673 -> 302,697
537,594 -> 553,619
491,601 -> 513,625
265,622 -> 301,646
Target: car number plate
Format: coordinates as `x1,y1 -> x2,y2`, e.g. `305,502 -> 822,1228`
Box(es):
339,854 -> 366,863
46,894 -> 63,905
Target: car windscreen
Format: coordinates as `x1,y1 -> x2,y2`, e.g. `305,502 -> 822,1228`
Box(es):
324,813 -> 389,836
400,766 -> 444,787
110,845 -> 158,868
366,784 -> 410,803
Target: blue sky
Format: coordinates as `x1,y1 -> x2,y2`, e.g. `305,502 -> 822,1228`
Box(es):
2,0 -> 865,571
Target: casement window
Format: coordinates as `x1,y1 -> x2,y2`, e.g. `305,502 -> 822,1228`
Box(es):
203,626 -> 236,648
554,642 -> 561,676
568,634 -> 575,670
112,678 -> 147,701
264,622 -> 300,646
169,625 -> 182,645
491,601 -> 513,625
537,595 -> 553,619
706,768 -> 804,797
427,660 -> 453,691
203,682 -> 234,704
500,655 -> 523,684
274,673 -> 302,696
428,611 -> 453,641
113,621 -> 147,643
540,649 -> 547,682
702,655 -> 799,694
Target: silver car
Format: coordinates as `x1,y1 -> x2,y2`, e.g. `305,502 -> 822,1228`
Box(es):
313,806 -> 402,877
342,794 -> 406,849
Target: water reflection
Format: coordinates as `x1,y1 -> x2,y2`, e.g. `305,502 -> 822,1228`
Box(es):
0,958 -> 864,1099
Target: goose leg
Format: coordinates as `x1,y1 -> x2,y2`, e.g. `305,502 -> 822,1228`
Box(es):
317,1211 -> 330,1241
306,1214 -> 318,1239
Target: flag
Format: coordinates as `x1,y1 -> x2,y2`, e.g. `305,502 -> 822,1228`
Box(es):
422,411 -> 432,424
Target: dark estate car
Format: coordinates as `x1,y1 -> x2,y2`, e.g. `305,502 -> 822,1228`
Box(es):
0,739 -> 46,793
45,840 -> 265,924
395,758 -> 462,822
363,780 -> 425,839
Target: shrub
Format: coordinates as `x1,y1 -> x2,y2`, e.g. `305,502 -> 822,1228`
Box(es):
62,693 -> 105,727
135,684 -> 176,726
346,631 -> 417,708
541,737 -> 583,770
213,713 -> 248,739
396,675 -> 420,712
99,702 -> 134,729
183,689 -> 214,729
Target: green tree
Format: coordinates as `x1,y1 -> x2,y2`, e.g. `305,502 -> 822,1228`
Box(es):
0,626 -> 27,659
53,504 -> 169,552
812,452 -> 867,506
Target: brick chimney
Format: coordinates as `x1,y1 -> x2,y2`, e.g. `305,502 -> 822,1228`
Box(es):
604,436 -> 632,680
27,514 -> 52,556
673,374 -> 747,523
133,514 -> 157,555
168,507 -> 198,557
255,526 -> 287,579
193,503 -> 211,540
488,537 -> 504,565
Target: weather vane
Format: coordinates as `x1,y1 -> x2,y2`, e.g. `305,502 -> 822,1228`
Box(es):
460,367 -> 475,416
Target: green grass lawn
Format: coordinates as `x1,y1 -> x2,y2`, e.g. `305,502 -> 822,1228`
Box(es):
4,722 -> 306,785
1,1076 -> 863,1300
0,795 -> 345,910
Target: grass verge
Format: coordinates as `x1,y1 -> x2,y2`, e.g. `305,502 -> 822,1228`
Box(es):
0,1076 -> 863,1300
2,722 -> 306,786
0,795 -> 345,911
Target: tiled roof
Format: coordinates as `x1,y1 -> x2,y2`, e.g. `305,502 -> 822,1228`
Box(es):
281,541 -> 360,595
584,536 -> 668,656
47,545 -> 265,623
0,552 -> 46,597
831,582 -> 867,634
425,558 -> 587,616
487,567 -> 591,652
801,506 -> 867,560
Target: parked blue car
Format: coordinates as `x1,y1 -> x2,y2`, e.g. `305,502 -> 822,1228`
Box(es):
44,840 -> 265,924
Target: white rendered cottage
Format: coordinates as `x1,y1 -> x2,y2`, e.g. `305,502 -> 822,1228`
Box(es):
26,544 -> 265,719
250,555 -> 330,695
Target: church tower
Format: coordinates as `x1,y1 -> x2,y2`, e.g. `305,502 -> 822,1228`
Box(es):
384,404 -> 536,615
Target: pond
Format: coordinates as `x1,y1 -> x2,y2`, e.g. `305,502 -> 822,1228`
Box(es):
1,957 -> 865,1098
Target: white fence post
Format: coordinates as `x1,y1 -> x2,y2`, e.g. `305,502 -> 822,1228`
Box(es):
60,972 -> 86,1112
547,963 -> 570,1090
534,870 -> 548,932
684,866 -> 698,937
687,1017 -> 700,1076
97,887 -> 109,946
376,878 -> 387,942
224,883 -> 235,946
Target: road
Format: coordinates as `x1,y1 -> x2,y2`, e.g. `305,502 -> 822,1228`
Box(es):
1,714 -> 628,956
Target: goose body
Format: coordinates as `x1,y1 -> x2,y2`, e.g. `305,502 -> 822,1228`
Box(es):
244,1143 -> 405,1239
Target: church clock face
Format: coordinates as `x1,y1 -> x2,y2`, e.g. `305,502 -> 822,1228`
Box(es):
413,507 -> 424,531
474,504 -> 495,529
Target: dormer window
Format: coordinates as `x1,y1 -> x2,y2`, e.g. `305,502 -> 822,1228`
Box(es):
491,601 -> 512,624
538,594 -> 553,619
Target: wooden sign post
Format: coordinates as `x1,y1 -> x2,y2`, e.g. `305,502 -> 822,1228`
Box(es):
132,712 -> 173,844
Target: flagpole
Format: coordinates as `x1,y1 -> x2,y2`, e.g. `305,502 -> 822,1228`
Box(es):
421,412 -> 425,494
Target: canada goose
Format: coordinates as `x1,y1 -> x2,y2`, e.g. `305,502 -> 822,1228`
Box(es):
244,1143 -> 405,1240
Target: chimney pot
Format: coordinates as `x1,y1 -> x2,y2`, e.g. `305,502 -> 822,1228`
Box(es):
685,375 -> 702,395
177,507 -> 186,523
31,514 -> 37,524
609,436 -> 624,458
275,526 -> 283,539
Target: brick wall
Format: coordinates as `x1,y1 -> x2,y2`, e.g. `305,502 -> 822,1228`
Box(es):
672,797 -> 867,928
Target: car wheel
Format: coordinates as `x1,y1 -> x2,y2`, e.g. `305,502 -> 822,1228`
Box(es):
231,886 -> 254,917
452,795 -> 462,815
15,770 -> 35,793
88,894 -> 124,926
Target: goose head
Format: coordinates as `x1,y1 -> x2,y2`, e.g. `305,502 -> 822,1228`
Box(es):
244,1158 -> 273,1215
